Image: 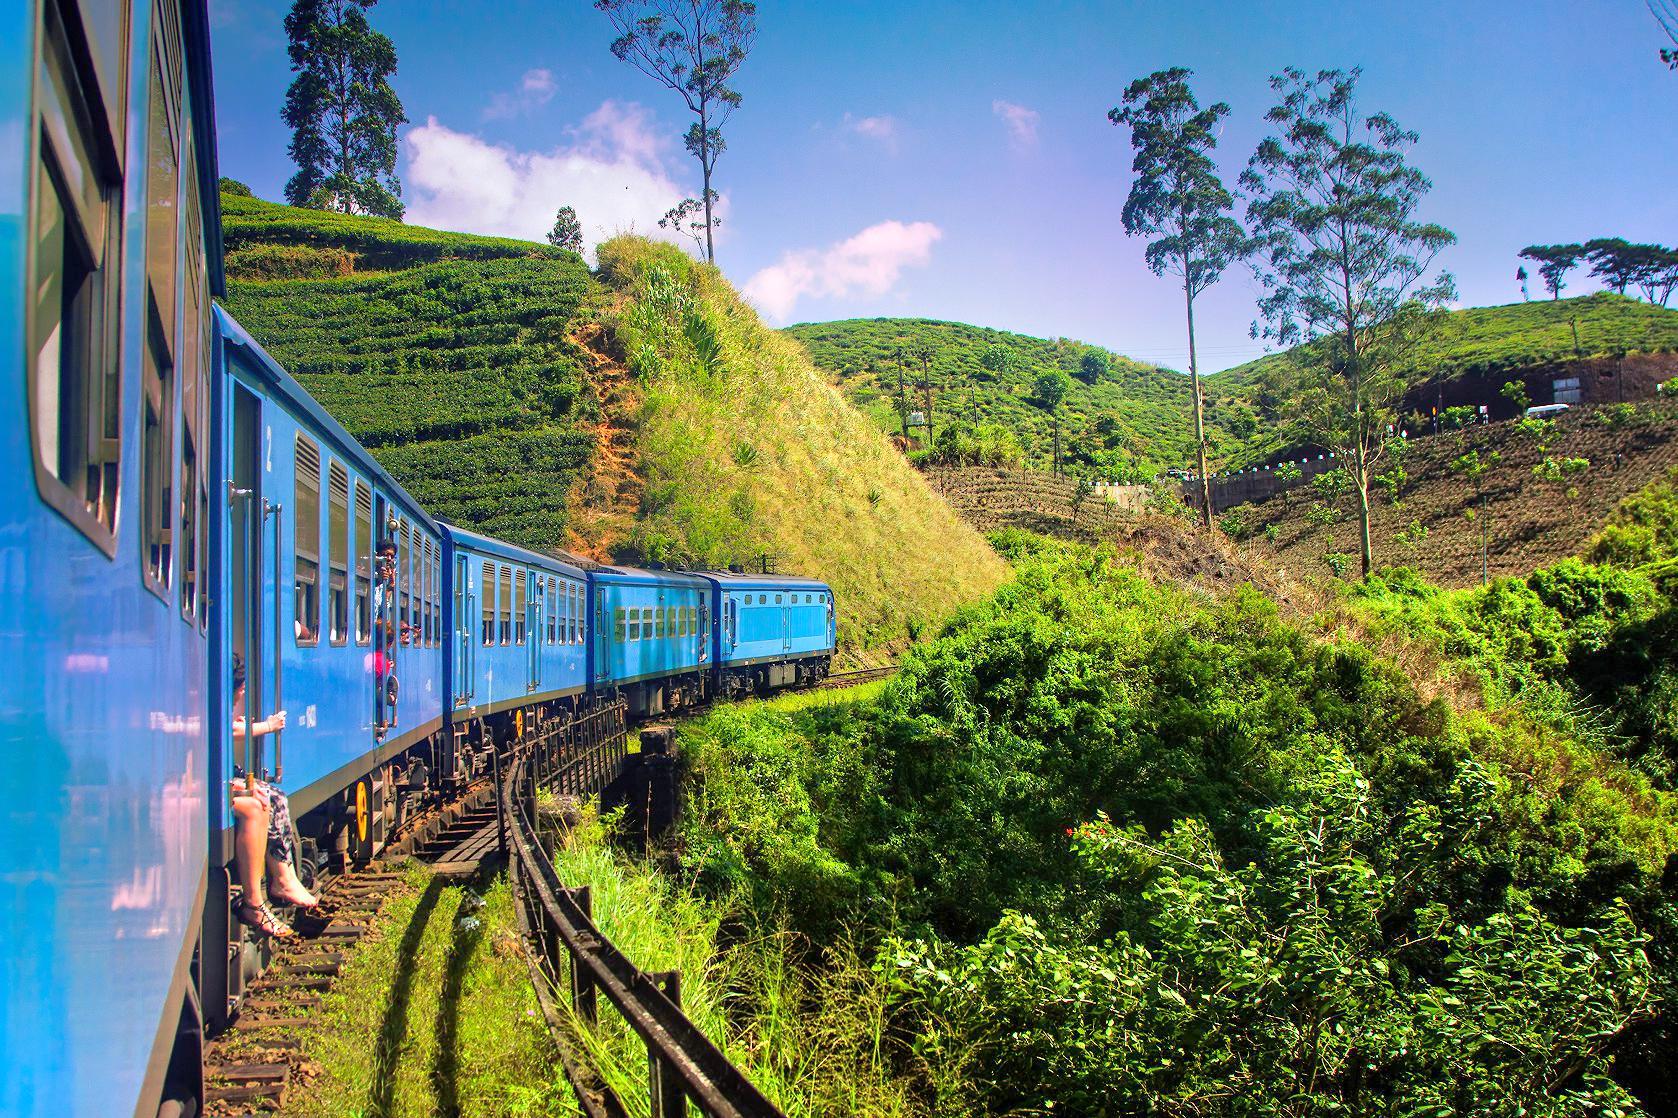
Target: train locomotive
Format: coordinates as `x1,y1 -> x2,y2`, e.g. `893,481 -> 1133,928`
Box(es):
0,2 -> 836,1115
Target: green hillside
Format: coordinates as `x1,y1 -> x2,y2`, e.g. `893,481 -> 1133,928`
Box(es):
783,317 -> 1224,480
788,297 -> 1678,482
221,194 -> 1005,656
220,192 -> 599,549
1207,293 -> 1678,468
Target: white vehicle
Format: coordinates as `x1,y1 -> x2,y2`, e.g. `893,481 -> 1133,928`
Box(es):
1525,403 -> 1571,420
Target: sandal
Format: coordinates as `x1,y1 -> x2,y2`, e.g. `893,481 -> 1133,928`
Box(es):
234,897 -> 293,938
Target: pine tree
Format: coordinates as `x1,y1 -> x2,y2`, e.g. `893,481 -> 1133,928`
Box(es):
282,0 -> 407,219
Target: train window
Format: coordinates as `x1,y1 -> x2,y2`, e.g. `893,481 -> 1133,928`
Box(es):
499,565 -> 512,644
481,561 -> 495,646
293,436 -> 321,644
776,594 -> 784,605
627,608 -> 640,641
689,606 -> 698,635
28,2 -> 126,549
398,522 -> 412,646
139,311 -> 173,595
415,537 -> 427,646
547,578 -> 557,644
572,585 -> 582,644
514,570 -> 527,645
354,483 -> 372,644
327,463 -> 349,644
759,594 -> 767,605
433,548 -> 442,647
651,606 -> 661,639
614,607 -> 627,642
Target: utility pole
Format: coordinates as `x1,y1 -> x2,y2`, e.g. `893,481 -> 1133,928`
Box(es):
892,347 -> 912,445
915,346 -> 937,445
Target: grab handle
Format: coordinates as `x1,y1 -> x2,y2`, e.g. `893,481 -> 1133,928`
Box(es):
265,498 -> 284,782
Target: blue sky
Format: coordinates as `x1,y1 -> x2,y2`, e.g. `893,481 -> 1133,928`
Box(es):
209,0 -> 1677,373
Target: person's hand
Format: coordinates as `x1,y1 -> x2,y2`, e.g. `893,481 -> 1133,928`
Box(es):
268,709 -> 288,732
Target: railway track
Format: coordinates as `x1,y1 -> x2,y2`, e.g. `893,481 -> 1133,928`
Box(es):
202,790 -> 506,1115
817,665 -> 899,689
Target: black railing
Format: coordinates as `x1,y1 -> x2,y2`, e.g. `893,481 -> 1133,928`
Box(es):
500,705 -> 785,1118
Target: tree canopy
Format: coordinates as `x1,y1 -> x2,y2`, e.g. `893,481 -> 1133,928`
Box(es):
1110,67 -> 1246,528
1242,67 -> 1456,576
281,0 -> 406,219
546,206 -> 583,254
596,0 -> 757,263
1519,244 -> 1585,300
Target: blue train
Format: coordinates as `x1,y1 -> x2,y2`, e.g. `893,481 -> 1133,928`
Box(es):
0,3 -> 836,1115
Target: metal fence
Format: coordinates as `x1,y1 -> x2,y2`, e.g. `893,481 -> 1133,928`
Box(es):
499,704 -> 785,1118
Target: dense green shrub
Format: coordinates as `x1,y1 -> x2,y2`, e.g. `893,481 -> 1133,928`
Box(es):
679,536 -> 1678,1115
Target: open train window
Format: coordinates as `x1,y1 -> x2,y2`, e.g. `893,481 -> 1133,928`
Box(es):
354,483 -> 372,644
547,577 -> 557,644
514,570 -> 527,645
572,585 -> 582,644
29,2 -> 128,551
481,561 -> 495,645
293,436 -> 321,645
499,565 -> 512,644
327,463 -> 349,644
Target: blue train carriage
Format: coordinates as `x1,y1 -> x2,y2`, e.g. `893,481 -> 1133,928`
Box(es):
207,310 -> 447,1021
1,0 -> 223,1114
703,574 -> 837,697
439,523 -> 589,762
590,566 -> 713,717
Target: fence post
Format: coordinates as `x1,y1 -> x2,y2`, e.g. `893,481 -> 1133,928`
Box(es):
570,886 -> 598,1024
648,970 -> 685,1118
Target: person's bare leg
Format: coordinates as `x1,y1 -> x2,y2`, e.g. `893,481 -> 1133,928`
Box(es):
232,796 -> 268,898
266,856 -> 318,907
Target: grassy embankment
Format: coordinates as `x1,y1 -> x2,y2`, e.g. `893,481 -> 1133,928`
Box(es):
589,239 -> 1009,657
283,864 -> 572,1118
545,508 -> 1678,1116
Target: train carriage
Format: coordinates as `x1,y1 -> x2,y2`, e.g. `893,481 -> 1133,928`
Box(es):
439,523 -> 590,761
3,2 -> 844,1112
1,0 -> 223,1114
590,566 -> 712,717
701,573 -> 836,696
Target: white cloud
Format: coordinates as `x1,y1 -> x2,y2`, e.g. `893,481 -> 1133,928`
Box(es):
992,99 -> 1040,149
743,220 -> 942,323
404,100 -> 709,260
484,68 -> 558,119
842,113 -> 900,149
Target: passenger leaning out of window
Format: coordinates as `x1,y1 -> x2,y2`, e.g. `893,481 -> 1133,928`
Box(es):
229,654 -> 317,938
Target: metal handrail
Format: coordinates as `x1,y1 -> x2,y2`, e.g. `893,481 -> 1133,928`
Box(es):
500,710 -> 785,1118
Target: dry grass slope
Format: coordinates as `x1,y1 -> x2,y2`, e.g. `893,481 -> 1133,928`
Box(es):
589,238 -> 1009,660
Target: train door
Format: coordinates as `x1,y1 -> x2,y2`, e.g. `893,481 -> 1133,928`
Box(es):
372,497 -> 396,737
594,591 -> 611,685
228,382 -> 279,781
723,596 -> 737,655
527,571 -> 541,693
782,594 -> 792,654
454,554 -> 473,707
